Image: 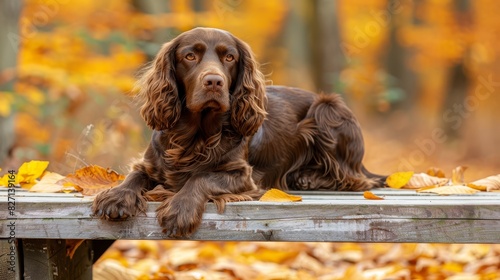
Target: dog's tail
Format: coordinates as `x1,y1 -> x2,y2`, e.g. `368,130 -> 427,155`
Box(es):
361,165 -> 387,188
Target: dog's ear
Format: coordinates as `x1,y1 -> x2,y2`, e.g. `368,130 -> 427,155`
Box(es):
135,41 -> 181,130
230,36 -> 267,136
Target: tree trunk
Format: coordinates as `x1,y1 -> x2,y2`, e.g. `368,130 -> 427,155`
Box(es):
0,0 -> 22,166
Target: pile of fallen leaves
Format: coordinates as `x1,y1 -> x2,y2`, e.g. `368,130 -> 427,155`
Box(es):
93,240 -> 500,280
363,166 -> 500,200
0,160 -> 124,194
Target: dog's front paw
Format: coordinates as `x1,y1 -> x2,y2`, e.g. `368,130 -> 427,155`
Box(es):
156,197 -> 204,237
92,187 -> 147,220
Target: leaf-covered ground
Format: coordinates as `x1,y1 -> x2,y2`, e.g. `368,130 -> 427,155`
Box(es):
94,241 -> 500,280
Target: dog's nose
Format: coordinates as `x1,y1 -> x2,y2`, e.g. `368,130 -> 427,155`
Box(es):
203,74 -> 224,91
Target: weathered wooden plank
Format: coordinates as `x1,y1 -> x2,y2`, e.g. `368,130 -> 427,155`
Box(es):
0,199 -> 500,220
2,215 -> 499,243
2,196 -> 500,219
1,192 -> 499,243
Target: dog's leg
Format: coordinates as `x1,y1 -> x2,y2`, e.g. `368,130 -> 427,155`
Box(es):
92,169 -> 150,220
156,161 -> 258,237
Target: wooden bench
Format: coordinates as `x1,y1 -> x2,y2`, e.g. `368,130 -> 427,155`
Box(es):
1,188 -> 500,279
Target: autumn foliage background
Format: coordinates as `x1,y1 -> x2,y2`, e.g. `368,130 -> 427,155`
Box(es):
1,0 -> 500,279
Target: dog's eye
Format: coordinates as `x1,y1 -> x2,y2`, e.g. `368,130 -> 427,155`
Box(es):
225,54 -> 234,62
185,53 -> 196,61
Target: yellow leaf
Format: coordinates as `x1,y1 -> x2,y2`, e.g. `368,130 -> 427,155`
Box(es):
467,174 -> 500,192
17,160 -> 50,189
363,191 -> 384,200
0,172 -> 13,187
442,262 -> 464,273
251,247 -> 299,263
58,165 -> 125,195
418,185 -> 479,195
386,171 -> 414,189
136,240 -> 160,256
259,188 -> 302,202
29,171 -> 66,193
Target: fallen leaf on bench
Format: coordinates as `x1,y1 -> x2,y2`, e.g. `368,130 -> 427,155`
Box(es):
0,169 -> 10,187
363,191 -> 384,200
386,171 -> 414,189
259,188 -> 302,202
452,166 -> 468,185
387,172 -> 449,189
467,174 -> 500,191
58,165 -> 125,195
12,160 -> 50,189
404,173 -> 449,189
29,171 -> 65,193
417,185 -> 479,195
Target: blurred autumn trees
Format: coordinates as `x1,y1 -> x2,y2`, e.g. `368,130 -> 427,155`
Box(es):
0,1 -> 21,164
1,0 -> 500,175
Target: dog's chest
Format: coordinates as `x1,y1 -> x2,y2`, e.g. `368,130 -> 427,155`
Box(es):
164,128 -> 242,171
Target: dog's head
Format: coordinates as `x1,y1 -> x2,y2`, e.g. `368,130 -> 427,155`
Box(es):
136,27 -> 267,136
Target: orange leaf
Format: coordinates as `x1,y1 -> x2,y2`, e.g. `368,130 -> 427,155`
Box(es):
416,185 -> 440,192
426,167 -> 446,178
58,165 -> 125,195
386,171 -> 414,189
259,188 -> 302,202
363,191 -> 384,200
0,171 -> 12,187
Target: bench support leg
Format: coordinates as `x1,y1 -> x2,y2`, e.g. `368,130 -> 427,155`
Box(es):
21,239 -> 93,280
92,240 -> 115,263
1,238 -> 21,280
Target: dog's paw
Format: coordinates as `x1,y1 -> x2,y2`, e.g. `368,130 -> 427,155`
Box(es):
289,170 -> 325,190
295,175 -> 313,190
156,198 -> 204,237
92,187 -> 147,220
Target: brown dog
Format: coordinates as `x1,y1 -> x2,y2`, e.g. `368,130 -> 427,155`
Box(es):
92,27 -> 385,237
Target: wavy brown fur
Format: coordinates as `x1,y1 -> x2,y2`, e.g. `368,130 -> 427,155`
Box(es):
92,28 -> 385,237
